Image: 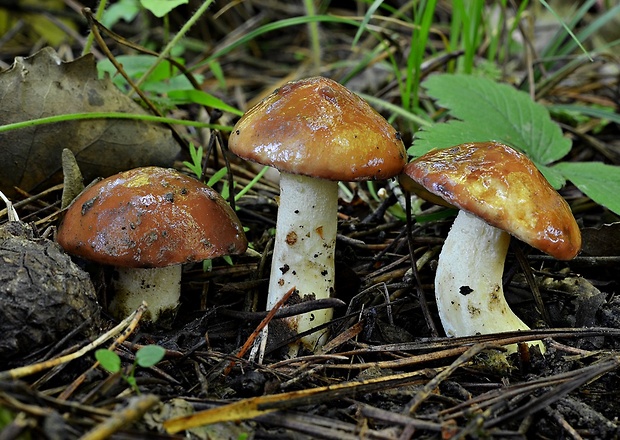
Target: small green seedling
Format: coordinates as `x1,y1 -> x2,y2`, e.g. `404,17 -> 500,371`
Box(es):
95,345 -> 166,394
183,142 -> 204,180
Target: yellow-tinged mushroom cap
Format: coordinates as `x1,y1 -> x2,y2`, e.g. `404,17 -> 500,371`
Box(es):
400,142 -> 581,260
229,76 -> 406,181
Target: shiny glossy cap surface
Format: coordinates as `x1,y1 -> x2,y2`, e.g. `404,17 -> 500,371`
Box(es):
400,142 -> 581,260
58,167 -> 248,268
229,76 -> 406,181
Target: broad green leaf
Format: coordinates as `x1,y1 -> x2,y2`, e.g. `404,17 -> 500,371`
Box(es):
95,349 -> 122,373
554,162 -> 620,216
135,345 -> 166,368
537,164 -> 566,191
102,0 -> 141,28
410,74 -> 572,165
140,0 -> 188,17
410,121 -> 566,188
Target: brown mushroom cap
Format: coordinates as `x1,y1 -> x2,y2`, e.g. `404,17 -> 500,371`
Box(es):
57,167 -> 248,268
400,142 -> 581,260
228,76 -> 406,181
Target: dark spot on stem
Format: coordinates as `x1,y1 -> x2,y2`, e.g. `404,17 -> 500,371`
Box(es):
459,285 -> 474,296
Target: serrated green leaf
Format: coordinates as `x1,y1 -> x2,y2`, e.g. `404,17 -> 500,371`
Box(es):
410,74 -> 571,165
140,0 -> 188,17
553,162 -> 620,216
135,345 -> 166,368
537,164 -> 566,191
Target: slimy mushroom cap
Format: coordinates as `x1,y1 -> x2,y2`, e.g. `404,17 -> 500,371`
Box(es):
400,142 -> 581,260
58,166 -> 248,268
229,76 -> 406,181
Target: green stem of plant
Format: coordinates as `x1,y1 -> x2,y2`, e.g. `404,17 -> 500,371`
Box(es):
82,0 -> 109,55
403,0 -> 436,112
235,166 -> 270,202
132,0 -> 216,91
304,0 -> 322,75
538,0 -> 593,62
357,92 -> 432,128
194,15 -> 361,72
0,113 -> 232,134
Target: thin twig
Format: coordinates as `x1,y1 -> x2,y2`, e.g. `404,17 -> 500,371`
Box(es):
0,305 -> 146,381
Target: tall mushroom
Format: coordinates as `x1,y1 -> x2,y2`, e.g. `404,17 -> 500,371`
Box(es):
400,142 -> 581,351
57,167 -> 247,323
228,76 -> 406,353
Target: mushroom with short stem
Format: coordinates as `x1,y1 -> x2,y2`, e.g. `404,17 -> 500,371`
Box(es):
57,166 -> 248,323
228,76 -> 406,355
399,142 -> 581,352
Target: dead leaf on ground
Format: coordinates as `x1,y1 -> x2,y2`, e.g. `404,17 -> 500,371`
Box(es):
0,47 -> 180,198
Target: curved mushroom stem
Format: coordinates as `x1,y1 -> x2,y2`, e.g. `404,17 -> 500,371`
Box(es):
268,173 -> 336,355
435,210 -> 544,352
109,265 -> 181,324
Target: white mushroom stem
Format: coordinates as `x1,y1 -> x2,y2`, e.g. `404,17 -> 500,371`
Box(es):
268,173 -> 336,354
109,265 -> 182,323
435,210 -> 544,352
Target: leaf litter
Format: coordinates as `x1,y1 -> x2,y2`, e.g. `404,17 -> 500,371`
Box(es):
0,2 -> 619,439
0,47 -> 180,198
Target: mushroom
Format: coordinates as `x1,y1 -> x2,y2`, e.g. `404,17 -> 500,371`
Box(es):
228,76 -> 406,353
399,142 -> 581,351
57,166 -> 247,323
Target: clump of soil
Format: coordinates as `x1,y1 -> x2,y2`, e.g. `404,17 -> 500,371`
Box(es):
0,221 -> 100,366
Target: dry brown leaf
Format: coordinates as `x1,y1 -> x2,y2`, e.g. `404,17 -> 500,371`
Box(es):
0,47 -> 180,197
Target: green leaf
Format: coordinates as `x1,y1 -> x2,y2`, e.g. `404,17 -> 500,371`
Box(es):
95,349 -> 122,373
410,74 -> 572,165
206,167 -> 229,187
183,142 -> 203,179
554,162 -> 620,216
209,60 -> 226,90
537,164 -> 566,191
140,0 -> 188,17
102,0 -> 141,28
352,0 -> 384,46
548,104 -> 620,125
97,55 -> 200,93
135,345 -> 166,368
167,89 -> 243,116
